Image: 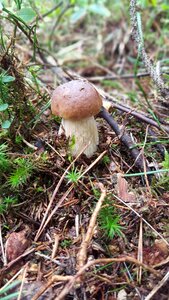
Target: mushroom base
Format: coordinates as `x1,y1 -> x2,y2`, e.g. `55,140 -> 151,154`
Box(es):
59,117 -> 99,158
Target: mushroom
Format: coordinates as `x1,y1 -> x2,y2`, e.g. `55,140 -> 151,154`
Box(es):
51,80 -> 102,157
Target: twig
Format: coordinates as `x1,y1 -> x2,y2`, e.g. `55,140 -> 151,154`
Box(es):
137,218 -> 143,284
34,145 -> 89,242
145,271 -> 169,300
35,150 -> 106,241
49,4 -> 74,42
51,234 -> 60,259
153,256 -> 169,268
22,137 -> 38,150
32,275 -> 72,300
98,106 -> 151,173
0,266 -> 24,293
45,141 -> 65,162
113,194 -> 169,246
17,264 -> 28,300
56,256 -> 160,300
35,251 -> 66,267
0,221 -> 6,265
0,247 -> 35,277
106,99 -> 169,132
77,183 -> 106,269
38,2 -> 63,20
86,71 -> 169,81
141,125 -> 152,195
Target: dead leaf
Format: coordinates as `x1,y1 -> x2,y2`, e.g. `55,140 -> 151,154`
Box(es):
5,227 -> 31,262
117,289 -> 127,300
141,241 -> 169,266
116,173 -> 135,202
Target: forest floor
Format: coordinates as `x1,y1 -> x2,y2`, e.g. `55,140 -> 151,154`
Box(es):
0,2 -> 169,300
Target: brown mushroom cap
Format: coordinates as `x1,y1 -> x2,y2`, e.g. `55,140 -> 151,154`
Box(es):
51,80 -> 102,120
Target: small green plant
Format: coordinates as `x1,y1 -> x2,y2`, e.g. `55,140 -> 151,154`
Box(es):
161,150 -> 169,169
28,66 -> 42,94
152,150 -> 169,192
0,196 -> 18,214
0,143 -> 10,171
8,158 -> 34,188
60,239 -> 72,248
98,197 -> 123,239
0,71 -> 15,129
69,135 -> 76,152
102,155 -> 111,165
65,166 -> 81,183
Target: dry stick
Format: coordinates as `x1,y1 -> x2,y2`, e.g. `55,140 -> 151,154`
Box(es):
77,183 -> 106,269
56,256 -> 159,300
51,234 -> 60,259
153,256 -> 169,268
32,275 -> 72,300
35,185 -> 74,242
111,101 -> 169,132
17,264 -> 28,300
145,271 -> 169,300
34,146 -> 88,242
98,107 -> 151,173
0,221 -> 6,265
0,266 -> 25,293
137,218 -> 143,284
0,247 -> 35,277
141,125 -> 152,195
35,151 -> 107,241
86,71 -> 169,81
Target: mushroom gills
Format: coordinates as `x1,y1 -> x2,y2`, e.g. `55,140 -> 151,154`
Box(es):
59,117 -> 99,158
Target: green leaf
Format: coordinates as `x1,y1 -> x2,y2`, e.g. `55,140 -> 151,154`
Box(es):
70,7 -> 87,24
2,120 -> 11,129
161,151 -> 169,169
17,7 -> 36,22
14,0 -> 22,10
161,4 -> 169,10
1,75 -> 15,83
88,4 -> 111,17
0,103 -> 8,111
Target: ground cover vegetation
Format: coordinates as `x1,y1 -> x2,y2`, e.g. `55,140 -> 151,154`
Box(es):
0,0 -> 169,299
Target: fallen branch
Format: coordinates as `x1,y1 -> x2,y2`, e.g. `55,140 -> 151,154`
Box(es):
32,275 -> 72,300
56,256 -> 160,300
86,70 -> 169,81
98,106 -> 151,173
109,101 -> 169,132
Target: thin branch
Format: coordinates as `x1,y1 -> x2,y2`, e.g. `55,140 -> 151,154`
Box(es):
108,100 -> 169,133
98,106 -> 151,173
145,271 -> 169,300
56,256 -> 160,300
113,194 -> 169,246
77,183 -> 106,269
86,71 -> 169,82
40,2 -> 63,19
34,150 -> 106,241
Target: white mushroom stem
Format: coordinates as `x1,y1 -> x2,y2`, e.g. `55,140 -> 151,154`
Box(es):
59,116 -> 99,158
